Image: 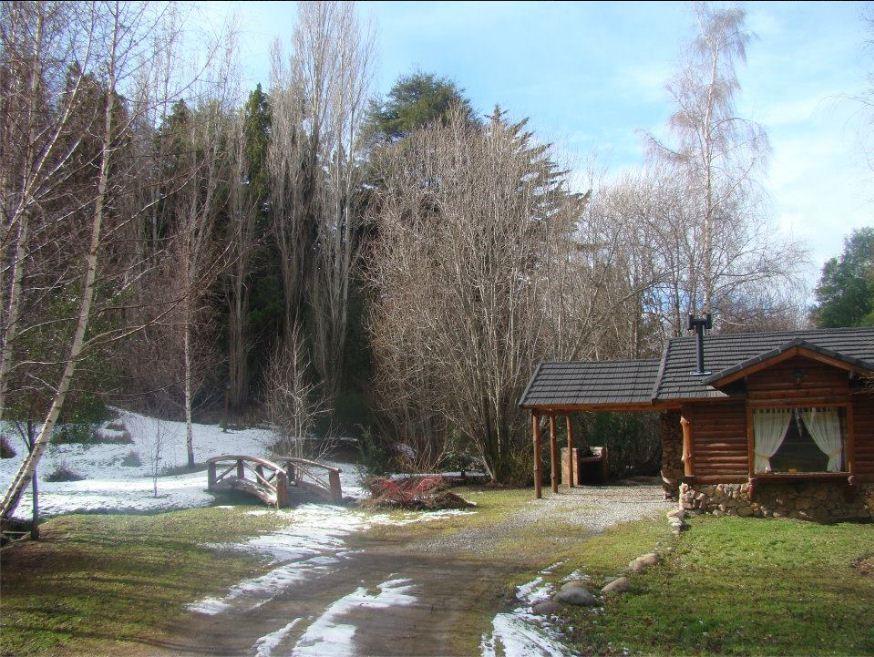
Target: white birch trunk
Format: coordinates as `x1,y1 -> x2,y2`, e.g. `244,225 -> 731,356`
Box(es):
0,24 -> 117,518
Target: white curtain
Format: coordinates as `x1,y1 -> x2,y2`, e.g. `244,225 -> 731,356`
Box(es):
753,409 -> 792,474
802,408 -> 844,472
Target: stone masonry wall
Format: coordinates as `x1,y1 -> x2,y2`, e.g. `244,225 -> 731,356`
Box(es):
660,411 -> 683,499
680,481 -> 874,522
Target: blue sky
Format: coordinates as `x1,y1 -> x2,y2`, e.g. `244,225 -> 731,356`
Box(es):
200,1 -> 872,288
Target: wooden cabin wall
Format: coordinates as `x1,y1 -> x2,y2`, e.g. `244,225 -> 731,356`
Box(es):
684,401 -> 748,478
853,393 -> 874,480
745,356 -> 849,404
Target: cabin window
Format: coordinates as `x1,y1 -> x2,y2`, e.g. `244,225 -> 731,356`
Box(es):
753,407 -> 845,474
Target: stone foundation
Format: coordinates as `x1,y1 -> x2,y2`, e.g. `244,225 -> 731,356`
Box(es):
680,480 -> 874,522
660,411 -> 683,499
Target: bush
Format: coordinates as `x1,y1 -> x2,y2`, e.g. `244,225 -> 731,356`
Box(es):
364,475 -> 474,510
52,423 -> 97,445
45,463 -> 86,482
0,435 -> 15,458
356,427 -> 392,476
120,450 -> 142,467
94,428 -> 133,444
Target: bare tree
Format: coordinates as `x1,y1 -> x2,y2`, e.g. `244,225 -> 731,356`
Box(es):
646,3 -> 804,322
264,322 -> 325,458
305,1 -> 373,400
0,1 -> 200,521
269,1 -> 373,404
367,109 -> 587,482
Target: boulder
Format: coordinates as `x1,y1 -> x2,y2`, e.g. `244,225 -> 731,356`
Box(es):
555,586 -> 597,607
532,600 -> 563,615
628,553 -> 660,572
601,577 -> 630,595
560,579 -> 590,592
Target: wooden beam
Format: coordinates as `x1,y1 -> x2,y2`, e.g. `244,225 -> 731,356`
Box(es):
846,400 -> 856,476
532,411 -> 542,499
710,346 -> 874,388
680,414 -> 693,477
549,414 -> 558,494
565,415 -> 574,488
746,403 -> 755,477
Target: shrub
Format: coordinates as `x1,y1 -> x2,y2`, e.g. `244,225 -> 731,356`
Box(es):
0,435 -> 15,458
94,428 -> 133,444
52,423 -> 98,445
45,463 -> 86,482
120,450 -> 142,467
364,475 -> 473,510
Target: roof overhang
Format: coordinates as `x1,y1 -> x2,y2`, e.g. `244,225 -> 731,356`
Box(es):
704,339 -> 874,389
519,401 -> 675,413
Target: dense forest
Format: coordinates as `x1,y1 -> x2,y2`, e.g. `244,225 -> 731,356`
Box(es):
0,1 -> 869,518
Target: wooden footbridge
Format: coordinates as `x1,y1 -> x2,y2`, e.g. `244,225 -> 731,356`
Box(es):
206,455 -> 343,507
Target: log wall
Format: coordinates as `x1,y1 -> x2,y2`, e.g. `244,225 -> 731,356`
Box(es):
854,393 -> 874,479
745,355 -> 849,404
683,401 -> 748,478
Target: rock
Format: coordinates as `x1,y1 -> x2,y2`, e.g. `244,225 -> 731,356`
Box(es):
555,586 -> 597,607
736,505 -> 753,517
601,577 -> 630,595
532,600 -> 563,615
666,508 -> 684,519
560,580 -> 590,592
628,553 -> 660,573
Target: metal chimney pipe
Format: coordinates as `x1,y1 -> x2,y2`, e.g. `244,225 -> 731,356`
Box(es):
688,313 -> 712,375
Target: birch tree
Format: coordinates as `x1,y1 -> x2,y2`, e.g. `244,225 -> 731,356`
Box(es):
647,2 -> 804,327
0,1 -> 194,520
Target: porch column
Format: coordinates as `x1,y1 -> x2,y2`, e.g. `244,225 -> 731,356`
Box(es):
565,415 -> 574,488
549,414 -> 559,494
532,411 -> 542,499
681,414 -> 694,477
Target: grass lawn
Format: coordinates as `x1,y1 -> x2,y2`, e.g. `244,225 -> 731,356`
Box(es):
0,506 -> 285,657
564,515 -> 874,656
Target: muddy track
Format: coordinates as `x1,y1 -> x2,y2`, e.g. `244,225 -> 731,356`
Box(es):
144,483 -> 669,657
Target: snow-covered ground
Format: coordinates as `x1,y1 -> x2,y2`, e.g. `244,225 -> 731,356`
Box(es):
0,409 -> 365,519
480,567 -> 580,657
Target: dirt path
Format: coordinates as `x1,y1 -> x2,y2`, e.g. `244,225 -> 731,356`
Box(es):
150,483 -> 670,657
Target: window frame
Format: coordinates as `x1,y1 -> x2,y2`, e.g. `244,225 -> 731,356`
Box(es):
746,400 -> 854,480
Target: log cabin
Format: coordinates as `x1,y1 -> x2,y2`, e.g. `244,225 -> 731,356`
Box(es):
519,324 -> 874,521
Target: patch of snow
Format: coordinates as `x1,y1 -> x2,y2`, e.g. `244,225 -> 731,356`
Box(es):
188,504 -> 463,615
481,612 -> 571,657
0,409 -> 364,519
290,578 -> 416,657
515,577 -> 552,606
253,618 -> 303,657
481,577 -> 577,657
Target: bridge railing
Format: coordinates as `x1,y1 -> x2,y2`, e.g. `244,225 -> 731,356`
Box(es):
205,454 -> 343,506
206,455 -> 290,506
281,457 -> 343,504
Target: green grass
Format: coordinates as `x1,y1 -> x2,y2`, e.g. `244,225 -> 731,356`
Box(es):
0,506 -> 285,657
565,516 -> 874,656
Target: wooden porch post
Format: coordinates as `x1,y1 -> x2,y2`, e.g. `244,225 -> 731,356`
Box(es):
565,415 -> 574,487
532,411 -> 542,499
237,458 -> 245,480
207,461 -> 216,491
549,414 -> 559,493
680,414 -> 693,477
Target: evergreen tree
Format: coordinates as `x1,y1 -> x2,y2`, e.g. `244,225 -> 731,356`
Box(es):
813,227 -> 874,327
365,71 -> 477,143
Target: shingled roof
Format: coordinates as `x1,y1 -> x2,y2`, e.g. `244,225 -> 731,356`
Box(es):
519,359 -> 661,409
519,326 -> 874,409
